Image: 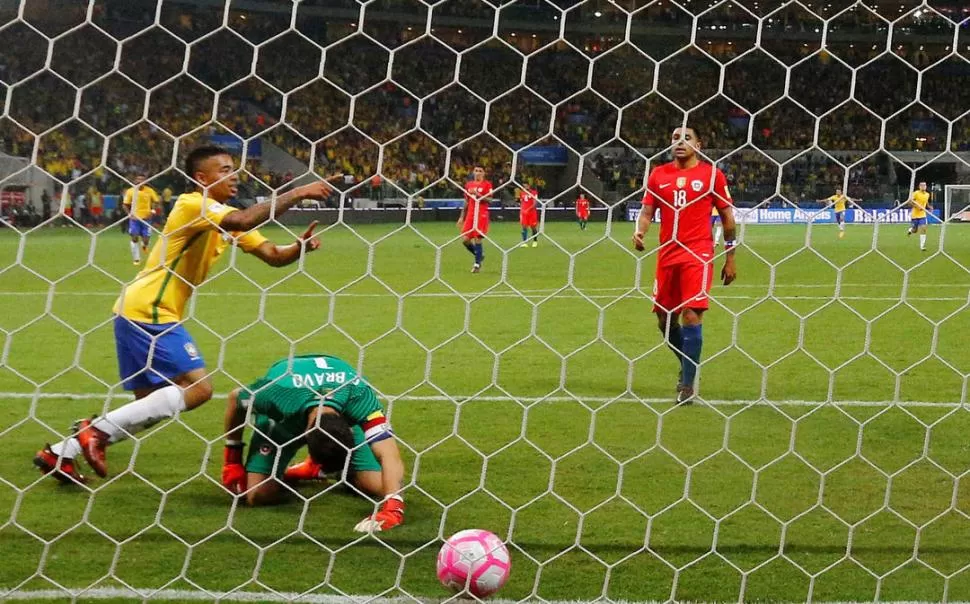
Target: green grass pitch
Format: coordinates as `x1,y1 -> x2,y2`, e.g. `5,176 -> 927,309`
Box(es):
2,219 -> 970,602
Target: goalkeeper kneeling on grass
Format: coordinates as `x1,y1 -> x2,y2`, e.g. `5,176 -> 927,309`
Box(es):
221,354 -> 405,532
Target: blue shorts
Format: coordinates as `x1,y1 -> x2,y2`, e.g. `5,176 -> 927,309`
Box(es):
113,316 -> 206,391
710,215 -> 721,225
835,211 -> 845,224
128,218 -> 151,238
911,217 -> 927,229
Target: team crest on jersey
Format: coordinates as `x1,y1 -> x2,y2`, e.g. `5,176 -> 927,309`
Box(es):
691,180 -> 704,192
184,342 -> 200,360
259,444 -> 272,456
676,177 -> 687,188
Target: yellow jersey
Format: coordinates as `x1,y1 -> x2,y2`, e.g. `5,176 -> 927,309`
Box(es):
123,185 -> 161,220
113,192 -> 267,324
827,194 -> 848,213
911,191 -> 930,219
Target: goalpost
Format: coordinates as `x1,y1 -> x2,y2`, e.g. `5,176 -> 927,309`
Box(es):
944,185 -> 970,222
3,1 -> 970,603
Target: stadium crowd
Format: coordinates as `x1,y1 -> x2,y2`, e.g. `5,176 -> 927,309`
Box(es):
1,0 -> 968,214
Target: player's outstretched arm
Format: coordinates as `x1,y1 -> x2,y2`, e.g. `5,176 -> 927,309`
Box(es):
248,221 -> 321,267
353,438 -> 406,533
220,179 -> 338,232
221,388 -> 248,495
718,205 -> 737,286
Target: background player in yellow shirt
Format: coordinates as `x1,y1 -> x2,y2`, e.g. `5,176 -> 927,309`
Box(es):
35,146 -> 336,483
123,175 -> 161,264
906,181 -> 932,251
817,187 -> 861,239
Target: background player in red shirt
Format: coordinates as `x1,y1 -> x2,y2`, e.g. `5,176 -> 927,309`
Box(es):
519,185 -> 540,247
576,192 -> 591,231
457,166 -> 492,273
632,127 -> 737,404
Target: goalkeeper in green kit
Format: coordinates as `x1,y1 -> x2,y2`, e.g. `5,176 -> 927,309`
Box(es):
221,354 -> 406,532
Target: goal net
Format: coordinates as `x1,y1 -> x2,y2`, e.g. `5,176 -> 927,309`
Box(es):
2,0 -> 970,602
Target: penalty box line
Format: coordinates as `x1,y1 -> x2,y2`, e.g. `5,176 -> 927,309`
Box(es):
0,391 -> 963,409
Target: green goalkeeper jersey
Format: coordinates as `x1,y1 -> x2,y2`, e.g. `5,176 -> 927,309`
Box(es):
240,355 -> 386,432
238,355 -> 390,477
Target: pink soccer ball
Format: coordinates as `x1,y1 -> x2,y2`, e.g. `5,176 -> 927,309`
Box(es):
436,529 -> 511,598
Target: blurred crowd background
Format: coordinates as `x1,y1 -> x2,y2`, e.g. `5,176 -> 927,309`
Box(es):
1,0 -> 969,224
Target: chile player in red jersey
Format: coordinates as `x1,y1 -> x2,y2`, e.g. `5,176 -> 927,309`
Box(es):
457,166 -> 492,273
632,127 -> 737,404
576,192 -> 591,231
519,186 -> 540,247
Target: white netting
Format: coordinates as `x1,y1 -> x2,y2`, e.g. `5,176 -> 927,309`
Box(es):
3,0 -> 970,602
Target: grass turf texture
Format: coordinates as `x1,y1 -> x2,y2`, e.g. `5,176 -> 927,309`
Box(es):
2,221 -> 970,602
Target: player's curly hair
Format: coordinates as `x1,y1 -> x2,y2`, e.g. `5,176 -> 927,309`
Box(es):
305,412 -> 355,473
184,145 -> 231,179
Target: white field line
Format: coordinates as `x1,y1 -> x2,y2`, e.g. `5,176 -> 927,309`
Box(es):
1,391 -> 963,409
0,289 -> 966,302
3,283 -> 970,292
0,588 -> 961,604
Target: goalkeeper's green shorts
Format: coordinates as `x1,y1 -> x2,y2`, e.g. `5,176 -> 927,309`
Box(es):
245,418 -> 382,478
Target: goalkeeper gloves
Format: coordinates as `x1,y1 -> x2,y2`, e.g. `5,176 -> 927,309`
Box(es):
354,496 -> 405,533
221,443 -> 246,494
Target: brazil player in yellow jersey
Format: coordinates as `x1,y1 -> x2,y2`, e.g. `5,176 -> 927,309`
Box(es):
34,146 -> 336,484
220,354 -> 407,532
817,187 -> 861,239
123,175 -> 161,264
906,181 -> 932,251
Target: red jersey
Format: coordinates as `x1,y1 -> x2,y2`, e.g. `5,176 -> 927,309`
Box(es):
465,179 -> 493,215
642,161 -> 731,263
576,197 -> 590,215
519,189 -> 537,214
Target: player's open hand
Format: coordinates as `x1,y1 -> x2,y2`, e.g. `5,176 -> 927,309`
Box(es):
299,221 -> 321,253
721,258 -> 737,286
354,497 -> 405,533
632,231 -> 646,252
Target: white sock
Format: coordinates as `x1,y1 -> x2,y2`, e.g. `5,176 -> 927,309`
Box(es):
920,234 -> 927,249
92,385 -> 186,443
130,241 -> 141,261
713,226 -> 722,244
51,437 -> 82,459
839,223 -> 845,232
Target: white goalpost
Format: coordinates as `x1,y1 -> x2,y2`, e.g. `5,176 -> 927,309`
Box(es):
944,185 -> 970,222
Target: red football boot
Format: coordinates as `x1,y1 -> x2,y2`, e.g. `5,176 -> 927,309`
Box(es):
283,456 -> 326,482
73,418 -> 110,478
33,445 -> 86,485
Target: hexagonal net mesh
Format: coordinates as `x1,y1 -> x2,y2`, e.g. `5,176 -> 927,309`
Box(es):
3,0 -> 970,602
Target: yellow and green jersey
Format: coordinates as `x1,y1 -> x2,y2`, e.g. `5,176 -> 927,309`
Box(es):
113,192 -> 266,324
123,186 -> 161,219
911,191 -> 930,219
